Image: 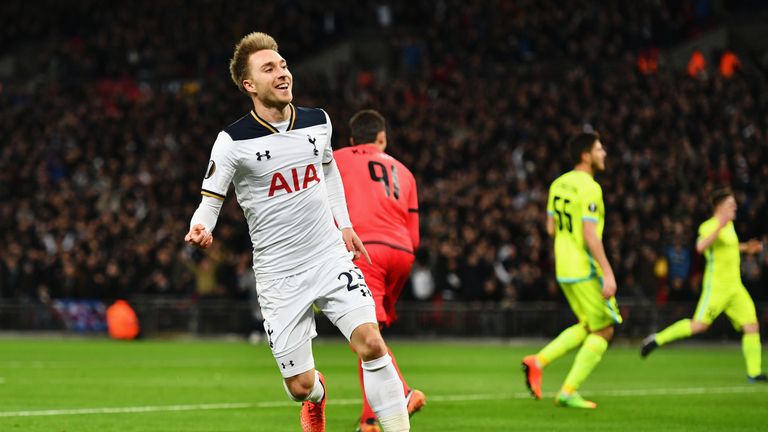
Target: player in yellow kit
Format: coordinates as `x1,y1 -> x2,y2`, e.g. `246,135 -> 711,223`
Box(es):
641,188 -> 766,382
522,131 -> 622,409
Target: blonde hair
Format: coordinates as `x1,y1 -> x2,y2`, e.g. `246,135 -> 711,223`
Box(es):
229,32 -> 279,93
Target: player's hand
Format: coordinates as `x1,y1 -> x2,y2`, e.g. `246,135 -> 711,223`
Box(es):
341,227 -> 371,264
716,212 -> 731,227
601,273 -> 617,299
718,200 -> 737,226
185,224 -> 214,249
744,239 -> 763,255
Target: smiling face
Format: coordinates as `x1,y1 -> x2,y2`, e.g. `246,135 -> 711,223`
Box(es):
242,49 -> 293,108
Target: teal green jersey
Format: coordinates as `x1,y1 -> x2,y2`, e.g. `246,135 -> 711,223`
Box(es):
547,170 -> 605,282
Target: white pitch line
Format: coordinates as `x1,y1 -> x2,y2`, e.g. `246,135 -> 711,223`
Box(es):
0,403 -> 256,418
0,386 -> 765,418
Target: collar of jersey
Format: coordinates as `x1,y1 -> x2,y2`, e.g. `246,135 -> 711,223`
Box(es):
357,143 -> 383,153
250,103 -> 296,134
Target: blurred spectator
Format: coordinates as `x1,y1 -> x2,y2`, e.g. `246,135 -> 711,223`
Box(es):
666,237 -> 692,300
0,0 -> 767,308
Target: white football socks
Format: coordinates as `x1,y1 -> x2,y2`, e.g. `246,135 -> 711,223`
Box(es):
361,354 -> 409,431
307,370 -> 325,403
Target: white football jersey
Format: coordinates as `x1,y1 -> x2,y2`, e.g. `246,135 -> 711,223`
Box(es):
200,104 -> 348,279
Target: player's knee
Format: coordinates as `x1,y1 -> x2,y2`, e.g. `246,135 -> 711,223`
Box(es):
690,321 -> 709,334
360,335 -> 387,361
283,372 -> 315,401
350,323 -> 388,361
593,325 -> 614,341
355,332 -> 387,361
742,322 -> 759,334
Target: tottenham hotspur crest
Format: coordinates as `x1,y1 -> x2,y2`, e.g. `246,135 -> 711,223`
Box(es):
307,135 -> 318,156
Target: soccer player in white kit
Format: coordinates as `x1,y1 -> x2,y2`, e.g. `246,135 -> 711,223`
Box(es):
184,32 -> 410,432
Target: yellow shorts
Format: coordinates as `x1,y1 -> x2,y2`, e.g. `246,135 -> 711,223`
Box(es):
560,278 -> 622,332
693,284 -> 757,330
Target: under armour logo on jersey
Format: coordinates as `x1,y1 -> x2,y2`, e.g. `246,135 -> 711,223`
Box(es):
281,360 -> 295,369
307,135 -> 319,156
256,151 -> 271,161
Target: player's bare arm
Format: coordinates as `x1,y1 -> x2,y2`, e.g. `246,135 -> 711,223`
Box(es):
739,239 -> 763,254
695,226 -> 725,254
696,215 -> 731,254
583,220 -> 616,299
546,215 -> 555,237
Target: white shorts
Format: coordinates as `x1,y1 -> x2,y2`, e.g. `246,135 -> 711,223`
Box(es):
256,254 -> 377,378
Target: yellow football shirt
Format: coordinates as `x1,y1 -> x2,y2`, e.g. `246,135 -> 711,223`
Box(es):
547,170 -> 604,282
698,218 -> 743,289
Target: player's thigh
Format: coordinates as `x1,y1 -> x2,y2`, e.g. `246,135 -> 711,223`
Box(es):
570,279 -> 622,331
560,281 -> 588,323
693,283 -> 728,325
384,250 -> 415,301
724,287 -> 758,331
256,275 -> 318,377
381,250 -> 415,326
312,256 -> 377,340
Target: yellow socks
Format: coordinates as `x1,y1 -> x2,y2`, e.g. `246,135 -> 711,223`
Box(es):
743,333 -> 763,377
538,324 -> 588,367
562,334 -> 608,391
655,319 -> 692,346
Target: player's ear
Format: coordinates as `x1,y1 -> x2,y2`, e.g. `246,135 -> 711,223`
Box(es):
376,130 -> 386,147
243,79 -> 256,94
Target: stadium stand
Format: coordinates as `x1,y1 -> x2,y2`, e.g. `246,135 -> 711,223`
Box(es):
1,1 -> 767,335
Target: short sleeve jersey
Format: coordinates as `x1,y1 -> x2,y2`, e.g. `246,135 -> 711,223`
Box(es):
547,170 -> 605,282
698,218 -> 743,289
200,104 -> 347,279
334,144 -> 418,252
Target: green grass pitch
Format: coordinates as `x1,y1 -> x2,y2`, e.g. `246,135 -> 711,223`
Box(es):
0,338 -> 765,431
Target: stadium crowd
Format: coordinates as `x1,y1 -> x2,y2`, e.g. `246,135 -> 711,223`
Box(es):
2,0 -> 767,311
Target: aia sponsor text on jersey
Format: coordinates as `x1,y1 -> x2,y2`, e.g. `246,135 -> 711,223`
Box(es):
268,164 -> 321,197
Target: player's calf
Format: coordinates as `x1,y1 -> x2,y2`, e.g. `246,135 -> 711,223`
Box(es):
284,370 -> 319,401
361,354 -> 410,431
350,323 -> 409,430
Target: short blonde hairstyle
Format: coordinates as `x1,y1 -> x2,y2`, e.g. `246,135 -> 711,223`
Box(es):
229,32 -> 279,93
